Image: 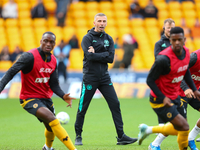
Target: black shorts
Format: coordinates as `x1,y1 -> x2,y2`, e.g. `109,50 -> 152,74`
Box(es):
181,96 -> 200,112
150,95 -> 186,123
20,98 -> 55,122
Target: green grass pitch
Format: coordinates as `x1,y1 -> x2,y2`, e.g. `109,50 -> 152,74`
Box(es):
0,97 -> 199,150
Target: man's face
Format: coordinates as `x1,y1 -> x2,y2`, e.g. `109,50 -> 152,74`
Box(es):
164,22 -> 175,38
40,34 -> 56,53
93,16 -> 107,32
170,33 -> 185,56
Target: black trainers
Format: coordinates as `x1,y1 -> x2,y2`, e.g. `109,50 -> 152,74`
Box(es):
116,134 -> 137,145
75,135 -> 83,145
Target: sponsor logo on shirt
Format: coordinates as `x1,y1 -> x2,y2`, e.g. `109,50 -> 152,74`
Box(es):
191,74 -> 200,81
39,68 -> 53,73
172,75 -> 184,83
35,77 -> 50,83
177,65 -> 188,73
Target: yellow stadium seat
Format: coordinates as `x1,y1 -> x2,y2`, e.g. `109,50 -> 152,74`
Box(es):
168,1 -> 181,10
65,17 -> 73,26
181,1 -> 195,10
113,2 -> 128,10
131,27 -> 146,36
19,18 -> 32,27
114,10 -> 129,19
116,18 -> 130,28
183,10 -> 196,19
158,10 -> 169,19
0,27 -> 5,34
18,10 -> 31,19
86,10 -> 99,19
105,27 -> 118,41
0,18 -> 4,26
0,61 -> 13,71
146,26 -> 160,36
196,2 -> 200,10
33,18 -> 47,27
154,2 -> 168,10
5,19 -> 18,27
43,1 -> 57,13
130,18 -> 144,28
138,0 -> 148,8
100,10 -> 114,19
15,0 -> 28,2
68,49 -> 83,70
17,2 -> 30,11
144,18 -> 158,27
35,26 -> 48,37
47,17 -> 57,27
114,49 -> 124,61
29,0 -> 37,8
70,2 -> 85,11
63,26 -> 75,42
99,1 -> 113,11
74,19 -> 88,28
0,37 -> 7,51
85,1 -> 99,11
132,50 -> 145,71
118,27 -> 131,36
172,18 -> 182,27
21,34 -> 36,45
75,27 -> 88,42
72,10 -> 86,19
185,37 -> 195,52
158,18 -> 165,29
21,26 -> 34,34
193,38 -> 200,50
87,18 -> 95,29
107,18 -> 116,27
6,27 -> 19,35
48,26 -> 63,43
169,10 -> 182,19
185,18 -> 196,28
23,42 -> 37,52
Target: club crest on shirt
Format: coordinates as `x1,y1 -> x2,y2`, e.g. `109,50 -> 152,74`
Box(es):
177,65 -> 188,73
104,40 -> 109,47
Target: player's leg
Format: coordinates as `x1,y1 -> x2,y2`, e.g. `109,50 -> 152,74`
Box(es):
187,97 -> 200,149
74,81 -> 98,145
139,98 -> 189,149
36,107 -> 76,150
187,98 -> 200,148
149,95 -> 167,149
20,99 -> 76,150
138,114 -> 188,149
98,82 -> 137,145
42,125 -> 55,150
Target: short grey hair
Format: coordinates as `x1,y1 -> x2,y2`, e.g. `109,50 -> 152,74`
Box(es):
94,13 -> 106,20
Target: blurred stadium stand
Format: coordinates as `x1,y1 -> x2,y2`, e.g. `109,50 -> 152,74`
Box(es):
0,0 -> 200,71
